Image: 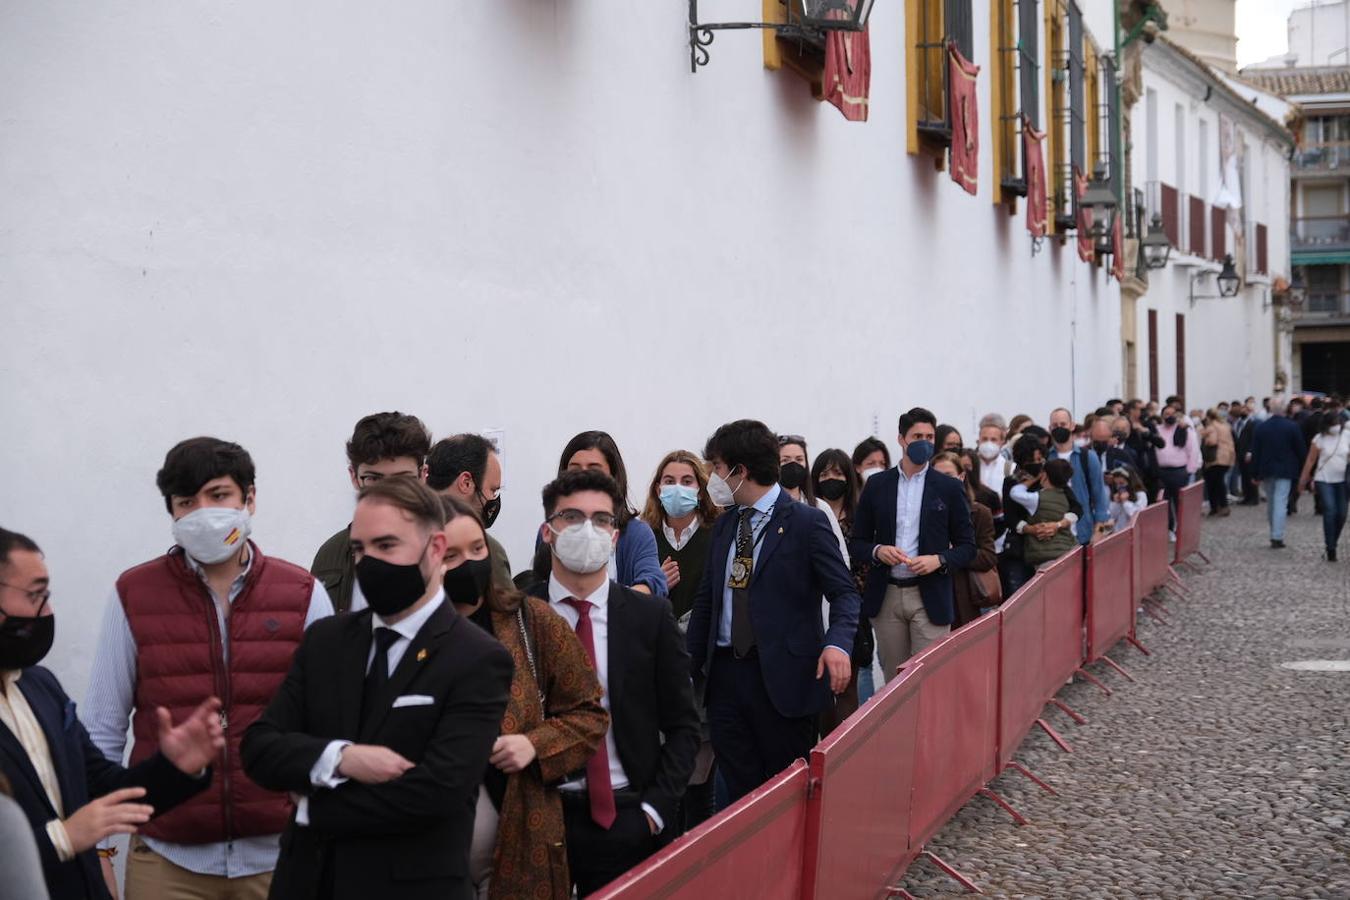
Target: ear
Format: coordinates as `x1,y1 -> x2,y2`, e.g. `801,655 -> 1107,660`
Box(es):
348,466 -> 361,492
455,471 -> 476,496
540,522 -> 554,547
426,530 -> 449,565
244,486 -> 257,516
418,463 -> 429,484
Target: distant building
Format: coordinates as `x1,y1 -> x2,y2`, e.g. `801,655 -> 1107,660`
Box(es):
1247,0 -> 1350,70
1163,0 -> 1239,74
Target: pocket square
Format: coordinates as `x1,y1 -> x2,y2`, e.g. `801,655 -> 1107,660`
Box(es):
392,694 -> 435,708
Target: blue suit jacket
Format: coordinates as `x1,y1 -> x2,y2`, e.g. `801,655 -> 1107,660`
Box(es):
685,498 -> 862,719
1251,416 -> 1308,482
847,466 -> 978,624
0,667 -> 208,900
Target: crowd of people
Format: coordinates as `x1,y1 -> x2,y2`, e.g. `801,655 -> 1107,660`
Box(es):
1,393 -> 1344,900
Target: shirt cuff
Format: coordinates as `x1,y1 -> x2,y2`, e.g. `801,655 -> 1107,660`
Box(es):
1064,513 -> 1079,526
310,740 -> 352,789
640,802 -> 664,834
825,644 -> 849,656
295,796 -> 311,827
47,819 -> 75,862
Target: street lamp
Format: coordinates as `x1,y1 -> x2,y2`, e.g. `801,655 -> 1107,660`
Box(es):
689,0 -> 877,71
1140,213 -> 1172,270
1079,162 -> 1119,243
1216,254 -> 1241,298
790,0 -> 876,30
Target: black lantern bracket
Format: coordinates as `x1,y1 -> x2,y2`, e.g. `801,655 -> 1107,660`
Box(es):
688,0 -> 872,72
1187,254 -> 1241,306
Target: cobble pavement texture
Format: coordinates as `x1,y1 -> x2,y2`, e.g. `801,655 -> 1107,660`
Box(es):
898,502 -> 1350,899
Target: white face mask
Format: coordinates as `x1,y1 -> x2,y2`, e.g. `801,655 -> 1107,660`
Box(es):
1073,437 -> 1090,450
706,470 -> 743,508
977,441 -> 1002,461
860,466 -> 884,482
548,520 -> 615,574
172,507 -> 251,565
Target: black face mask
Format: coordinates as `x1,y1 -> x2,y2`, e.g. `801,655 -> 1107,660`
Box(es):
1092,440 -> 1110,454
815,479 -> 848,501
356,551 -> 429,618
1050,427 -> 1072,445
442,557 -> 494,608
1022,462 -> 1044,479
1164,415 -> 1177,426
1113,432 -> 1129,444
779,462 -> 807,491
0,611 -> 55,670
479,493 -> 502,529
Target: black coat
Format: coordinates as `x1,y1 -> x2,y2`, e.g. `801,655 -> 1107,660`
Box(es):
0,666 -> 207,900
241,601 -> 513,900
527,581 -> 700,829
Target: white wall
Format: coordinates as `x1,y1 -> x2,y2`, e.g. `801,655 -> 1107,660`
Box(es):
1288,0 -> 1350,67
1129,41 -> 1289,403
0,1 -> 1123,698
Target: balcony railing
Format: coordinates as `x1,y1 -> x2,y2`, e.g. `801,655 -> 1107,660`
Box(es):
1294,291 -> 1350,323
1292,215 -> 1350,252
1293,141 -> 1350,173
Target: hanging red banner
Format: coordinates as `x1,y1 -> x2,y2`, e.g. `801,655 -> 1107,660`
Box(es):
1075,167 -> 1094,262
1023,122 -> 1047,237
948,43 -> 980,196
824,27 -> 870,122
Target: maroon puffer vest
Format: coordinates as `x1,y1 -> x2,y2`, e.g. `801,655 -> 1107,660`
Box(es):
117,544 -> 313,844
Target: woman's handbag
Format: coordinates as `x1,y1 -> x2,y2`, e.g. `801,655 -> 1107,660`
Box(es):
970,567 -> 1003,607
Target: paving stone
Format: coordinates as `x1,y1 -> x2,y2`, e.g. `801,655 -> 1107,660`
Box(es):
896,502 -> 1350,899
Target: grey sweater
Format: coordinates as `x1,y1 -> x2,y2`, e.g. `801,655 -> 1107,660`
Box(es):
0,793 -> 50,900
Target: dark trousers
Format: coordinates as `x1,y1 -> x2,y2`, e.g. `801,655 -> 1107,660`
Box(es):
563,792 -> 658,897
707,650 -> 815,807
1203,465 -> 1230,511
1315,481 -> 1349,553
1159,466 -> 1190,530
1240,460 -> 1259,503
998,553 -> 1034,599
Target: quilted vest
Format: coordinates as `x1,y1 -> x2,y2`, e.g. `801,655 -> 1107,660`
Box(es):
117,544 -> 312,844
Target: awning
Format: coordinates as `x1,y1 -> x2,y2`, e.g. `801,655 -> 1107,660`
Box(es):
1292,250 -> 1350,266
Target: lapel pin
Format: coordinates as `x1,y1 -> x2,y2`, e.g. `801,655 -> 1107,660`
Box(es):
777,527 -> 784,534
416,648 -> 428,662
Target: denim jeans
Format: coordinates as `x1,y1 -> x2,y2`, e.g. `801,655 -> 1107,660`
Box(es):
1266,478 -> 1292,540
1315,481 -> 1349,552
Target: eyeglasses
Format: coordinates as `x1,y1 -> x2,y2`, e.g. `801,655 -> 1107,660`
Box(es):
356,471 -> 418,486
548,510 -> 618,532
0,582 -> 51,609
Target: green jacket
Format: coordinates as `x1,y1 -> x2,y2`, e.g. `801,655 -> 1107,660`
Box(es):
311,523 -> 513,614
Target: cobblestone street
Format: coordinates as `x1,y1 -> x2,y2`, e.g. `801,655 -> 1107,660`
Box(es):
902,501 -> 1350,899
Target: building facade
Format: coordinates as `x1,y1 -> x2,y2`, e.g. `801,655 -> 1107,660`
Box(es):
1121,35 -> 1293,405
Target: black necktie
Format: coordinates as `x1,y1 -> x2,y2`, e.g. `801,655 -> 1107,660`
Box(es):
731,506 -> 756,657
361,627 -> 401,726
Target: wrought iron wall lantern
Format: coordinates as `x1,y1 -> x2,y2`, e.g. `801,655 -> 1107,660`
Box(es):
1139,213 -> 1172,271
689,0 -> 876,72
1079,162 -> 1119,243
1189,254 -> 1241,306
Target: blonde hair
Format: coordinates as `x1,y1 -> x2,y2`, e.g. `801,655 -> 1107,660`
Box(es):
640,451 -> 718,533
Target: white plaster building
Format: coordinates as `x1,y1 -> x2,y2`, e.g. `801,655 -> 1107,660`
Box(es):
0,1 -> 1258,699
1123,35 -> 1294,406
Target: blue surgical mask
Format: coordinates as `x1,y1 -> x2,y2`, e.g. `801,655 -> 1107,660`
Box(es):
659,484 -> 700,517
905,440 -> 935,466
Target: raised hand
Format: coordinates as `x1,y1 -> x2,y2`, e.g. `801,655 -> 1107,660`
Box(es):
157,697 -> 225,775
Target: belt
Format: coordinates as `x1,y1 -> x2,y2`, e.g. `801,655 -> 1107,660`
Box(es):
560,788 -> 643,808
888,577 -> 921,588
714,645 -> 758,660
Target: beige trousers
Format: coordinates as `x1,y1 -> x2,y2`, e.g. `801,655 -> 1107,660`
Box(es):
870,584 -> 949,684
124,836 -> 271,900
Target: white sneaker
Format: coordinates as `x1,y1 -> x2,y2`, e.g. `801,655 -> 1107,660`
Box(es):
1168,530 -> 1177,543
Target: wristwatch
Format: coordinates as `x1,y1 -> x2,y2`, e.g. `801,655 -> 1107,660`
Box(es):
937,553 -> 949,575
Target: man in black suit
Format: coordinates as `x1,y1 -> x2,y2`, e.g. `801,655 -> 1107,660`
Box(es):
241,477 -> 512,900
527,469 -> 699,897
685,419 -> 860,807
0,527 -> 222,900
849,407 -> 978,683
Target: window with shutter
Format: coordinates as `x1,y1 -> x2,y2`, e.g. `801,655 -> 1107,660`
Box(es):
907,0 -> 974,154
1175,314 -> 1186,401
1148,310 -> 1160,402
991,0 -> 1039,202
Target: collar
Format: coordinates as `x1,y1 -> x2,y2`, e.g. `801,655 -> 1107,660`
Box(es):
662,518 -> 700,546
0,670 -> 19,693
897,463 -> 929,482
740,482 -> 781,516
547,573 -> 610,609
184,544 -> 253,586
373,588 -> 445,641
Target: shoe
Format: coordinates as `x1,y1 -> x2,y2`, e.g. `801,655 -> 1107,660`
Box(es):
1218,507 -> 1231,517
1329,549 -> 1338,562
1271,539 -> 1286,549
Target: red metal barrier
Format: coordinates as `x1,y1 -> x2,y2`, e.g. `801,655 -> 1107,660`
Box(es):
898,613 -> 1001,852
1174,481 -> 1207,564
1039,547 -> 1085,696
803,665 -> 924,899
1085,527 -> 1134,663
1133,501 -> 1170,601
592,761 -> 811,899
996,574 -> 1046,770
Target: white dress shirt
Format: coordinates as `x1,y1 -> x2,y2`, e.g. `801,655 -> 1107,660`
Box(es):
547,575 -> 664,833
298,590 -> 445,826
662,518 -> 700,551
0,671 -> 74,860
890,465 -> 928,579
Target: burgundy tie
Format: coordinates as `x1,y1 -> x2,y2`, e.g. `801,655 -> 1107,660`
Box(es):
562,597 -> 617,830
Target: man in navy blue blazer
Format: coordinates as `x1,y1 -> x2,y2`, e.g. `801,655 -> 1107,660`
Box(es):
848,407 -> 977,683
1249,397 -> 1308,548
0,528 -> 222,900
686,420 -> 861,805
